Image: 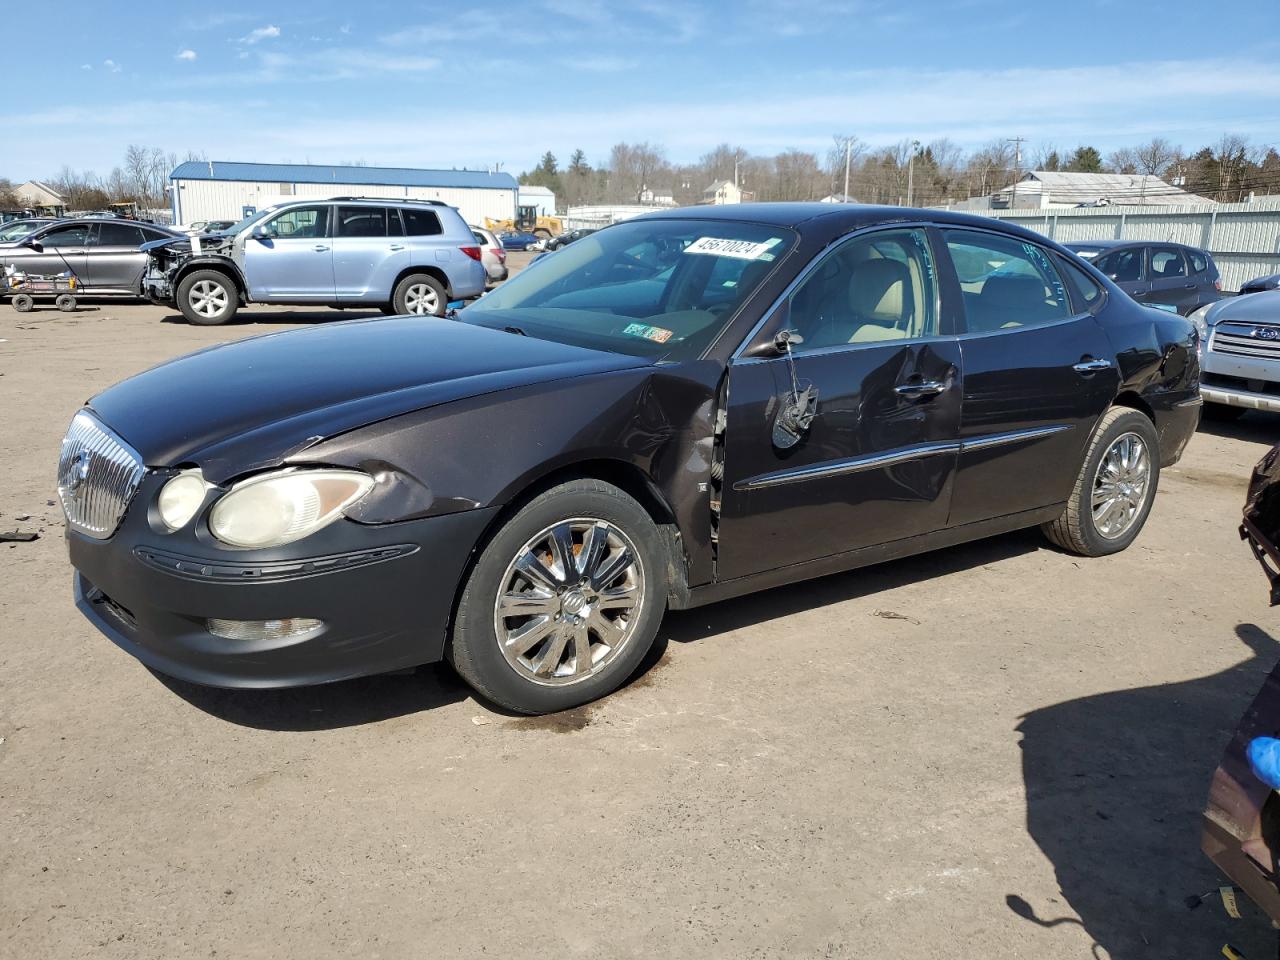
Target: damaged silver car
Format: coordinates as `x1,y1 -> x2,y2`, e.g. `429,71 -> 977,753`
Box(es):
141,197 -> 486,324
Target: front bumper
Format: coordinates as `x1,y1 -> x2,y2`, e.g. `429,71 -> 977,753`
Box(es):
68,494 -> 498,688
1203,382 -> 1280,414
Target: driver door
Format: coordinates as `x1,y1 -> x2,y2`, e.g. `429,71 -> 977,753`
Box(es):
717,227 -> 963,582
243,205 -> 336,300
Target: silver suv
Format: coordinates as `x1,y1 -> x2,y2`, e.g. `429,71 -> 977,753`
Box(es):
141,198 -> 487,325
1192,293 -> 1280,418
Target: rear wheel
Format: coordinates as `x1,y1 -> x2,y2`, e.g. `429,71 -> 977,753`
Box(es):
177,270 -> 239,325
12,294 -> 33,312
392,274 -> 447,316
449,479 -> 666,714
1042,407 -> 1160,556
55,294 -> 77,312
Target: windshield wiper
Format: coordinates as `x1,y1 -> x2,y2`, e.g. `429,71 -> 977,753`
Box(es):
502,325 -> 527,337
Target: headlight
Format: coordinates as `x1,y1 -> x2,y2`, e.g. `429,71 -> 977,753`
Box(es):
157,469 -> 210,531
1189,304 -> 1212,343
209,469 -> 373,549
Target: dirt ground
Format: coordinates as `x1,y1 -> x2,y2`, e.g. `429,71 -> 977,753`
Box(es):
2,265 -> 1279,958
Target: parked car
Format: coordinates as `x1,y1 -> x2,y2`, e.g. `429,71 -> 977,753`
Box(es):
546,227 -> 598,252
1189,293 -> 1280,417
469,224 -> 508,283
1240,272 -> 1280,295
201,220 -> 237,234
0,218 -> 180,296
1202,443 -> 1280,924
59,204 -> 1200,713
139,198 -> 486,324
500,231 -> 540,251
0,218 -> 58,243
1065,240 -> 1222,315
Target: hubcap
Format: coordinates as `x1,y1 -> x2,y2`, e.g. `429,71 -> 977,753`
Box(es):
404,283 -> 438,315
494,518 -> 644,686
1092,431 -> 1151,540
190,279 -> 228,318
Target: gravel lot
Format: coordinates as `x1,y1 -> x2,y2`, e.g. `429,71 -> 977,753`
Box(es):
2,262 -> 1278,958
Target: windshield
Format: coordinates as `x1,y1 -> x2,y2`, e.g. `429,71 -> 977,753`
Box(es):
221,206 -> 279,236
461,218 -> 795,361
0,220 -> 42,242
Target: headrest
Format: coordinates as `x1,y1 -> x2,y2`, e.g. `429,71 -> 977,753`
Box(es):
849,258 -> 910,322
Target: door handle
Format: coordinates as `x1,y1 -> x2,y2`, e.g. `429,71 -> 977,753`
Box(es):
1182,283 -> 1196,289
313,245 -> 330,252
894,380 -> 946,399
1072,358 -> 1112,373
389,244 -> 405,251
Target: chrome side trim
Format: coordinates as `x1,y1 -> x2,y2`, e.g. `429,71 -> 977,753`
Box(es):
733,440 -> 959,491
959,424 -> 1074,452
732,424 -> 1073,492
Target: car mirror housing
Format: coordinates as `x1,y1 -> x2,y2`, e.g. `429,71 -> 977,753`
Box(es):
22,238 -> 43,252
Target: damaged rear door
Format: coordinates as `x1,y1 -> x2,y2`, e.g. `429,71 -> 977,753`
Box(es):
717,226 -> 963,581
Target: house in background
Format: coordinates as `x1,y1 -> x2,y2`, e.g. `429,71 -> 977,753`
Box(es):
14,180 -> 67,217
820,193 -> 858,204
703,180 -> 748,205
950,171 -> 1213,211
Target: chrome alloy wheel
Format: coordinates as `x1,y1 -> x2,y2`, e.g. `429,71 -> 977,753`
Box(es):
1091,431 -> 1151,540
404,283 -> 439,315
494,518 -> 644,686
189,279 -> 228,318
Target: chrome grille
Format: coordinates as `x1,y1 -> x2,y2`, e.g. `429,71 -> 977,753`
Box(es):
57,411 -> 146,539
1211,321 -> 1280,360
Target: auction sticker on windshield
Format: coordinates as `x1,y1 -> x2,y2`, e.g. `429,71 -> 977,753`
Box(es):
684,236 -> 781,260
622,322 -> 674,344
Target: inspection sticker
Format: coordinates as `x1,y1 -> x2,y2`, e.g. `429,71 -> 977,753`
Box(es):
622,322 -> 674,344
684,236 -> 780,260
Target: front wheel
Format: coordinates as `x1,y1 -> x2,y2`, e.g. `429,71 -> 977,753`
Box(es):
449,479 -> 667,714
392,274 -> 447,316
1041,407 -> 1160,556
177,270 -> 239,325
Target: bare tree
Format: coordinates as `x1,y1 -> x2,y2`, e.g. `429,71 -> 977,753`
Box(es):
1106,147 -> 1139,174
1134,137 -> 1179,177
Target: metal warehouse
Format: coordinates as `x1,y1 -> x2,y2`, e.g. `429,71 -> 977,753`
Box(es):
169,161 -> 518,227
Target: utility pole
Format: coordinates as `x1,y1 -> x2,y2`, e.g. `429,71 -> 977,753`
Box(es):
906,139 -> 921,206
734,157 -> 739,190
1008,136 -> 1026,208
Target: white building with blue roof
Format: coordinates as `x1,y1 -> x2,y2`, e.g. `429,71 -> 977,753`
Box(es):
169,160 -> 518,227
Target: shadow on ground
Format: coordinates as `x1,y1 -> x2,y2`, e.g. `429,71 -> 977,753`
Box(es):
1197,410 -> 1279,446
1011,623 -> 1280,957
158,307 -> 386,326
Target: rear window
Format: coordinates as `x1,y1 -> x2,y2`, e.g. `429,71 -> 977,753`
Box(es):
401,208 -> 443,236
95,222 -> 145,246
1056,254 -> 1104,309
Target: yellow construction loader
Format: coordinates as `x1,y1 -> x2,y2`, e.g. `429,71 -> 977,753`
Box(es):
486,205 -> 563,240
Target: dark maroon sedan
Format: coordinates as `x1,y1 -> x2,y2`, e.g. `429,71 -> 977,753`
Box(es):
58,205 -> 1200,713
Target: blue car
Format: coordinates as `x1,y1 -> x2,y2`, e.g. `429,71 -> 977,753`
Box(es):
500,232 -> 540,251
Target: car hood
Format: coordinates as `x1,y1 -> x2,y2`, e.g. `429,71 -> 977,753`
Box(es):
86,316 -> 649,481
1205,291 -> 1280,326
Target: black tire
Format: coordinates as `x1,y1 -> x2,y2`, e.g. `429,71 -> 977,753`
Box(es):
176,269 -> 239,326
378,304 -> 399,316
55,294 -> 76,312
392,273 -> 447,316
12,294 -> 33,312
449,479 -> 667,714
1041,407 -> 1161,557
1202,402 -> 1246,422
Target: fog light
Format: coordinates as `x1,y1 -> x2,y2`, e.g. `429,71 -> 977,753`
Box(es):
206,618 -> 324,641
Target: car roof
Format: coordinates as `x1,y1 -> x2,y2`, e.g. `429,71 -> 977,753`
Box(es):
1064,239 -> 1126,251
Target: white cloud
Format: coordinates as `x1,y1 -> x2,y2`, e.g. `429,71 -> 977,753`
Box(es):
176,49 -> 198,62
103,59 -> 121,73
80,63 -> 91,71
241,25 -> 281,44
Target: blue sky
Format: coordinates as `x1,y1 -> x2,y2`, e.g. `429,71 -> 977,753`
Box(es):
4,0 -> 1280,180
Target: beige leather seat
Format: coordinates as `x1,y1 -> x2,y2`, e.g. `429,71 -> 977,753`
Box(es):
847,259 -> 912,342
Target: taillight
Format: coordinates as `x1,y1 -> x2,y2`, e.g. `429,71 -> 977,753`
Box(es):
492,248 -> 505,261
460,246 -> 482,261
1214,279 -> 1222,291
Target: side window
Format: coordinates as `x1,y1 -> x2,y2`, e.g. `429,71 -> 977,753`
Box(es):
1055,254 -> 1104,310
262,206 -> 328,239
472,230 -> 487,245
39,225 -> 90,247
944,230 -> 1071,333
141,228 -> 170,243
1150,246 -> 1186,279
788,228 -> 938,352
1095,248 -> 1143,283
95,222 -> 145,246
336,206 -> 387,238
1188,249 -> 1208,274
402,209 -> 443,236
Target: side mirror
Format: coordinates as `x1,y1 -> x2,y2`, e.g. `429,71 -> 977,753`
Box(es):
251,224 -> 269,240
742,303 -> 799,358
22,238 -> 43,252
